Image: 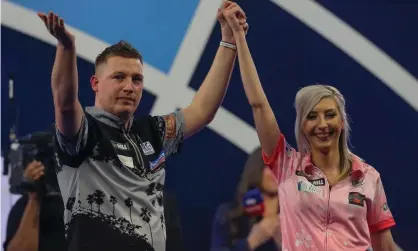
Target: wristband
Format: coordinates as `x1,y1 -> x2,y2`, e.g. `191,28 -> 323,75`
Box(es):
220,41 -> 237,50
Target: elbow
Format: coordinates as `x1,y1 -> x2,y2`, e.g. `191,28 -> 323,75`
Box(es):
205,113 -> 216,125
250,100 -> 268,111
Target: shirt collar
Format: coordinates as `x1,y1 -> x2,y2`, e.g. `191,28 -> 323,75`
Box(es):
302,153 -> 365,181
85,106 -> 134,131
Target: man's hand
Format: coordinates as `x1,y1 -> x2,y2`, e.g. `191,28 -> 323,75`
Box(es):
38,12 -> 75,48
23,160 -> 45,200
24,160 -> 45,182
218,1 -> 248,44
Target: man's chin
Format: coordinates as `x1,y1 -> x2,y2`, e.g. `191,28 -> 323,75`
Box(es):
115,107 -> 136,119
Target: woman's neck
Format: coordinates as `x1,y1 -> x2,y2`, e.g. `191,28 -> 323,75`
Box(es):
311,147 -> 341,183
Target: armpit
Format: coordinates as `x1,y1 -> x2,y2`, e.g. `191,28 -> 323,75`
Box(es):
55,116 -> 88,156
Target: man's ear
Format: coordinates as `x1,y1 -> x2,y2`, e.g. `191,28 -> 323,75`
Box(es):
90,75 -> 99,93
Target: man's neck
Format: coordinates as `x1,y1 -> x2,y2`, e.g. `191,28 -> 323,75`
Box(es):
94,104 -> 132,130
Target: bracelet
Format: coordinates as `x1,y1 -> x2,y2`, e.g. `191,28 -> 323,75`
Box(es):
220,41 -> 237,50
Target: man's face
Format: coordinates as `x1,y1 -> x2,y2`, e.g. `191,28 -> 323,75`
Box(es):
91,56 -> 144,120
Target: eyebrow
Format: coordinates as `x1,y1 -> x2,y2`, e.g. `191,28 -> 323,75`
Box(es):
112,71 -> 144,79
310,109 -> 337,113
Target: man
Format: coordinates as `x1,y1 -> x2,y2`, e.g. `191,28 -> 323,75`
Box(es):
37,1 -> 248,251
4,160 -> 66,251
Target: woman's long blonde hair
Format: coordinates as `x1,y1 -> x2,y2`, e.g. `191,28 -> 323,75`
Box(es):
294,84 -> 353,180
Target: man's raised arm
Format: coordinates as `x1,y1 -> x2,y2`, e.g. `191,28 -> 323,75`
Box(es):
38,12 -> 83,137
181,1 -> 248,138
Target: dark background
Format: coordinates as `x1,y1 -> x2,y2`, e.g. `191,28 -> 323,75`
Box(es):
2,1 -> 418,250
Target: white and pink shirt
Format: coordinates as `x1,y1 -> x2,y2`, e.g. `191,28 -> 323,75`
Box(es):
263,134 -> 395,251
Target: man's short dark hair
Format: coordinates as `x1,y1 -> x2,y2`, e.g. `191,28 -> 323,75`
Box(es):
95,40 -> 143,69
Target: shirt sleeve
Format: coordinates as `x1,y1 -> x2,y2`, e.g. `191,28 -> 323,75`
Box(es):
368,175 -> 396,233
55,115 -> 89,156
153,110 -> 186,157
262,134 -> 300,185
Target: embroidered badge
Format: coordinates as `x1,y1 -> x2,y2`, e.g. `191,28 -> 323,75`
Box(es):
149,151 -> 166,172
297,180 -> 322,196
295,170 -> 306,177
110,140 -> 129,151
308,178 -> 325,186
164,114 -> 176,138
351,179 -> 364,188
348,192 -> 366,207
117,155 -> 134,168
140,141 -> 155,155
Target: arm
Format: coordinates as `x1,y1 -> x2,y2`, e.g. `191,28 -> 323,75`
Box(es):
6,195 -> 40,251
182,1 -> 247,138
38,12 -> 83,137
182,44 -> 235,138
228,23 -> 280,157
371,229 -> 397,251
368,175 -> 396,251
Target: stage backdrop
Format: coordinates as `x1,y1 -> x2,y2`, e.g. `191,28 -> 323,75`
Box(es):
2,1 -> 418,250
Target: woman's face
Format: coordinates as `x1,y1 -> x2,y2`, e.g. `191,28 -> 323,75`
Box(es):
302,97 -> 344,153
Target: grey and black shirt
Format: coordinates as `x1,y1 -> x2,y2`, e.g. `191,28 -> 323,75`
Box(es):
54,106 -> 185,251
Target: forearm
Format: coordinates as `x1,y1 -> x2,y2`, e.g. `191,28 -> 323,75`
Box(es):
234,31 -> 280,156
189,45 -> 236,123
234,31 -> 269,109
7,199 -> 40,251
52,44 -> 83,136
371,230 -> 398,251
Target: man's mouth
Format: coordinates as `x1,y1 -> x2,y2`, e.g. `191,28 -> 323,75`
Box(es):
118,97 -> 135,102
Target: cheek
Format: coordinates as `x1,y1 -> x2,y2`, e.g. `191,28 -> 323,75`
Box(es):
303,121 -> 315,136
330,119 -> 344,132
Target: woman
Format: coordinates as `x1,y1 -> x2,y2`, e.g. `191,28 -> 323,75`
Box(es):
211,147 -> 281,251
223,12 -> 398,251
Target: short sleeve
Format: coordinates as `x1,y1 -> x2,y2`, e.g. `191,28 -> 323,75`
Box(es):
262,134 -> 300,185
55,115 -> 89,156
368,176 -> 396,233
153,110 -> 186,157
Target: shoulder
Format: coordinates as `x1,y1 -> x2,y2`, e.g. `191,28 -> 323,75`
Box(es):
353,155 -> 381,182
213,202 -> 233,225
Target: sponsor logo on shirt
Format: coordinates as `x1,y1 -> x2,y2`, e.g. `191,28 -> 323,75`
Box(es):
348,192 -> 366,207
351,179 -> 364,188
140,141 -> 155,155
110,141 -> 130,151
117,155 -> 134,168
297,180 -> 322,196
308,178 -> 325,186
149,151 -> 166,172
164,114 -> 176,138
